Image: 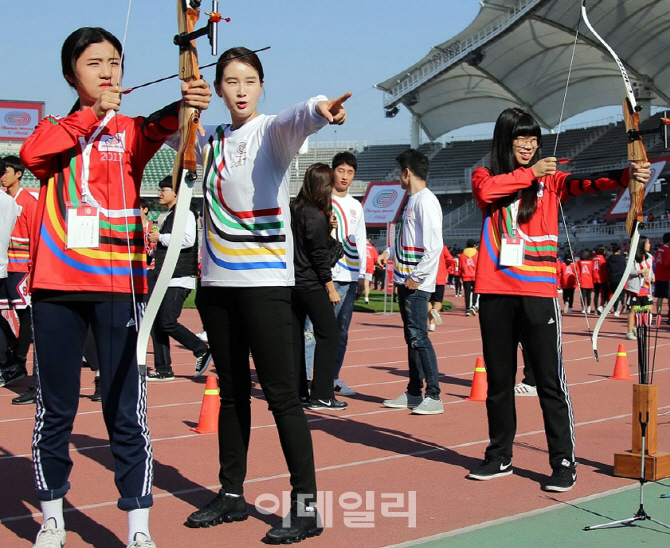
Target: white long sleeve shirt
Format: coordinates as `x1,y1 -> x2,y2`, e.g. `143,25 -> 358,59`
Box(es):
194,96 -> 328,287
331,193 -> 367,282
392,188 -> 443,293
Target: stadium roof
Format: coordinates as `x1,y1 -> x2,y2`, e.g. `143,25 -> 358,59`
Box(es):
376,0 -> 670,140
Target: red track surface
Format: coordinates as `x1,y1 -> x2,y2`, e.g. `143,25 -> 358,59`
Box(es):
1,290 -> 669,547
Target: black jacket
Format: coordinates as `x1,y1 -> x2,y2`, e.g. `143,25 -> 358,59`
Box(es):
607,253 -> 627,285
291,203 -> 332,289
153,203 -> 199,278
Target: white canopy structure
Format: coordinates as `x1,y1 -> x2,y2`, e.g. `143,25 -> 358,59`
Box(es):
376,0 -> 670,141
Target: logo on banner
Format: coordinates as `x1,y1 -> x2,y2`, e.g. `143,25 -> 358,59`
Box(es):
374,190 -> 398,208
99,131 -> 126,152
4,111 -> 31,126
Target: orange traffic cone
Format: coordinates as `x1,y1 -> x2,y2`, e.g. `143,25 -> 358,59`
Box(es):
190,376 -> 220,434
466,357 -> 488,402
609,344 -> 634,380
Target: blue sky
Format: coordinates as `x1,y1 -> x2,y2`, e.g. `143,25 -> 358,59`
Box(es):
3,1 -> 628,146
2,0 -> 485,144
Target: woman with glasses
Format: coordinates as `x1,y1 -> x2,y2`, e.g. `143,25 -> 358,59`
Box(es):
466,107 -> 650,492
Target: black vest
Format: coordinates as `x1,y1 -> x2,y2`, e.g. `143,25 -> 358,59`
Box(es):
153,206 -> 199,277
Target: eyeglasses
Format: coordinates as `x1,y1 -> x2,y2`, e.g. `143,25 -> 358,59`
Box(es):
513,137 -> 539,149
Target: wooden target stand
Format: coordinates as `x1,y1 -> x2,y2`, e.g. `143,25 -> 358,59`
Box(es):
614,384 -> 670,480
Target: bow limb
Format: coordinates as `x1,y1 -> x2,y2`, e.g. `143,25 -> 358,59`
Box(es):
136,1 -> 203,375
591,228 -> 639,360
582,0 -> 648,359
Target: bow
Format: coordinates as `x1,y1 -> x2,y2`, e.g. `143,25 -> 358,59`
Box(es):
582,0 -> 646,360
136,0 -> 220,375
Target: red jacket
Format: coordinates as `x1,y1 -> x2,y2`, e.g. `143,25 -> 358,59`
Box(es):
7,188 -> 38,273
655,244 -> 670,282
592,254 -> 608,284
21,104 -> 179,294
472,166 -> 626,298
365,242 -> 379,275
435,245 -> 454,285
577,259 -> 594,289
459,247 -> 478,282
561,262 -> 577,289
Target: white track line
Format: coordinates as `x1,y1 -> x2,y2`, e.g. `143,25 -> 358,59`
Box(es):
4,405 -> 668,524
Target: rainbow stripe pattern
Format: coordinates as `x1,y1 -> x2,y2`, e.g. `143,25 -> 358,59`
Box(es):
202,127 -> 287,274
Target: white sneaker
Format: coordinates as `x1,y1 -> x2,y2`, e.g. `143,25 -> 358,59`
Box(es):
613,310 -> 620,317
334,379 -> 356,396
127,532 -> 157,548
514,382 -> 537,396
411,397 -> 444,415
33,518 -> 66,548
428,323 -> 436,332
429,309 -> 442,326
626,332 -> 637,340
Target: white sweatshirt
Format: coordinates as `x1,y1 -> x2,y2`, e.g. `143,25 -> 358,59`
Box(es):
195,96 -> 328,287
331,193 -> 367,282
391,188 -> 443,293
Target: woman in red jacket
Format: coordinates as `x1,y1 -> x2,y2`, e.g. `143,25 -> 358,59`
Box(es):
20,27 -> 210,548
428,245 -> 454,331
577,250 -> 595,313
467,107 -> 650,492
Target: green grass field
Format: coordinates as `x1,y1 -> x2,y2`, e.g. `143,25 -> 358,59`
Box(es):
183,288 -> 453,313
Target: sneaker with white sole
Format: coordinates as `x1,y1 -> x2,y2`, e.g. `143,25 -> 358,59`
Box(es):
411,397 -> 444,415
146,371 -> 175,381
544,462 -> 577,492
514,382 -> 537,396
127,532 -> 157,548
428,323 -> 435,332
383,392 -> 423,409
625,332 -> 637,340
334,379 -> 355,396
467,458 -> 513,480
308,398 -> 348,411
429,309 -> 442,326
33,518 -> 66,548
194,349 -> 212,378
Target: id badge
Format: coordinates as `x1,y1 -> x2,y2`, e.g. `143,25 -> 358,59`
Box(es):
66,205 -> 100,249
500,236 -> 525,267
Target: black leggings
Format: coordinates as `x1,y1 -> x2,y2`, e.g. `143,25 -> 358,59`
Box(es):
196,285 -> 317,504
292,286 -> 339,400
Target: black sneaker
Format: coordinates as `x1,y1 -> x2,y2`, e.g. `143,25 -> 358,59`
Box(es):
0,364 -> 27,388
544,462 -> 577,492
194,349 -> 212,378
265,501 -> 323,545
12,386 -> 36,405
467,458 -> 513,480
147,371 -> 175,381
299,395 -> 311,407
186,492 -> 248,528
308,398 -> 348,411
91,377 -> 102,402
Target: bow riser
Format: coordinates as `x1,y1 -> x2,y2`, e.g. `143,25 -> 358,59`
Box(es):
136,0 -> 217,375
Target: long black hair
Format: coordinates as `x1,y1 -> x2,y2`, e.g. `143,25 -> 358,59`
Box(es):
490,107 -> 543,223
635,236 -> 650,263
61,27 -> 123,114
292,163 -> 334,222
